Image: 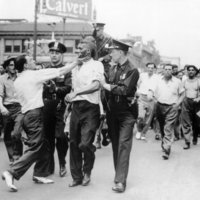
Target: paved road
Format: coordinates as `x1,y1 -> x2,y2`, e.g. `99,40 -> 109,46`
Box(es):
0,130 -> 200,200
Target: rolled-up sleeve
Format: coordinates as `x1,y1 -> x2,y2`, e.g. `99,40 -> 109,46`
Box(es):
91,62 -> 104,82
0,77 -> 4,98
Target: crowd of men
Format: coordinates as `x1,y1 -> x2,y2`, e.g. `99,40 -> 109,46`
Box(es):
0,22 -> 200,194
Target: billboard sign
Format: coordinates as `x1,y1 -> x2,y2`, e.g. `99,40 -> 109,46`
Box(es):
39,0 -> 92,20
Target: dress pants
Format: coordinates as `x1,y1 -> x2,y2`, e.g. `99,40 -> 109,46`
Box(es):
3,103 -> 23,162
137,94 -> 155,135
43,100 -> 68,174
107,102 -> 135,185
156,103 -> 178,153
70,100 -> 100,181
9,108 -> 51,180
181,98 -> 200,144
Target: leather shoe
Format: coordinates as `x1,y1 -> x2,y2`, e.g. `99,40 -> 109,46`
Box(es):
32,176 -> 54,184
82,173 -> 91,186
69,180 -> 82,187
183,142 -> 190,150
162,151 -> 169,160
193,141 -> 197,145
59,165 -> 67,177
2,171 -> 18,192
112,182 -> 125,193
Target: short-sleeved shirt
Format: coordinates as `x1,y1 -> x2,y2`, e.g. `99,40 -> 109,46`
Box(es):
71,58 -> 104,104
0,73 -> 19,105
14,68 -> 60,113
152,76 -> 184,105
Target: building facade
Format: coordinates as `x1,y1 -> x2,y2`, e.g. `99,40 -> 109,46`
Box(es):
0,20 -> 93,64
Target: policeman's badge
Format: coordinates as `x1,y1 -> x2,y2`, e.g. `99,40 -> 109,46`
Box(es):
120,73 -> 126,80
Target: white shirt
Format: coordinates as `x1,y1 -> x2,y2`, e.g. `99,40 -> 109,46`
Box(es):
137,72 -> 159,95
72,58 -> 104,104
151,76 -> 184,105
14,68 -> 60,113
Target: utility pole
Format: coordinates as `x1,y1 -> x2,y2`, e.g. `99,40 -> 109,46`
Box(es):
33,0 -> 39,61
62,17 -> 66,43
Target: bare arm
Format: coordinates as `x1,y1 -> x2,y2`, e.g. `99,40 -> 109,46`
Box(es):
58,61 -> 78,76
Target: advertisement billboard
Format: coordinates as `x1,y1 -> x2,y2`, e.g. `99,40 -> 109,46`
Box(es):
39,0 -> 92,20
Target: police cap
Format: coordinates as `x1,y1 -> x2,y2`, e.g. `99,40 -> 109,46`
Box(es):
48,41 -> 67,53
108,39 -> 131,52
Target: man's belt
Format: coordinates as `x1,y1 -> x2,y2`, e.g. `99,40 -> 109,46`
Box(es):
110,95 -> 128,103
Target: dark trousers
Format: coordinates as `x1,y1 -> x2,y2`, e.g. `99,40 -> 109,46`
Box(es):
9,108 -> 51,180
3,103 -> 23,162
107,102 -> 135,185
181,98 -> 200,144
70,101 -> 100,181
43,100 -> 69,174
156,103 -> 178,153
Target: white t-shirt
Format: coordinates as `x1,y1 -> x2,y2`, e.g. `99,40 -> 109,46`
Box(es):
137,72 -> 159,95
72,58 -> 104,104
14,68 -> 60,113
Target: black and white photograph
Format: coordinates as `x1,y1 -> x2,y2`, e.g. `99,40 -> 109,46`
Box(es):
0,0 -> 200,199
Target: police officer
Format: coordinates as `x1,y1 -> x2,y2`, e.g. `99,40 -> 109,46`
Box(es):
100,39 -> 139,193
43,41 -> 71,177
93,22 -> 112,148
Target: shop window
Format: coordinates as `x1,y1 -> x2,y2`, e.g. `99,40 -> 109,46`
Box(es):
5,40 -> 22,53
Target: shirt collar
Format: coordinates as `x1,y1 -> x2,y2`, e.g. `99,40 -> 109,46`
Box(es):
117,58 -> 128,71
6,73 -> 17,80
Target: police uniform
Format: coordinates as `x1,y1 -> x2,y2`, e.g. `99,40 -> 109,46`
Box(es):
42,42 -> 71,176
93,23 -> 112,147
105,40 -> 139,192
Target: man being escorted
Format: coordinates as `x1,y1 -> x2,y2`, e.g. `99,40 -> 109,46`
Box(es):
1,55 -> 77,192
0,57 -> 23,163
181,65 -> 200,149
149,64 -> 184,160
100,39 -> 139,193
43,41 -> 71,177
65,38 -> 104,187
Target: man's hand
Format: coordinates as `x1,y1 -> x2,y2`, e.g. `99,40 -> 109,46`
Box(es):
194,97 -> 200,103
172,103 -> 179,110
1,106 -> 9,116
65,92 -> 77,103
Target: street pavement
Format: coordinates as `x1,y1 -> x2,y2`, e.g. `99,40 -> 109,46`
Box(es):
0,130 -> 200,200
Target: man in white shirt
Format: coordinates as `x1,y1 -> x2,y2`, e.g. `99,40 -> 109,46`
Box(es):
149,64 -> 184,160
65,38 -> 104,187
136,62 -> 158,140
2,55 -> 77,192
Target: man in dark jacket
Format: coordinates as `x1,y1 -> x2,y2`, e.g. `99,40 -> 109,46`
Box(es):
43,41 -> 71,177
100,39 -> 139,193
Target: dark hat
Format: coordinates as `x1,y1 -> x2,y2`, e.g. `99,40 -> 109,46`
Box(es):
93,22 -> 105,30
2,56 -> 16,69
108,39 -> 131,52
186,65 -> 199,72
48,41 -> 67,53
